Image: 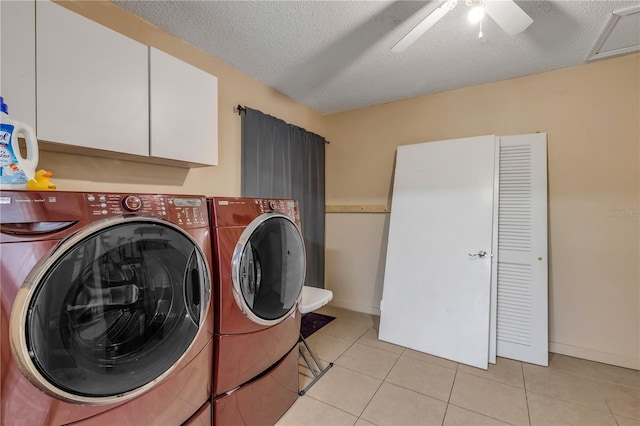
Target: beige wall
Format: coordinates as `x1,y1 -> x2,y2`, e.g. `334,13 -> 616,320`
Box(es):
31,2 -> 639,369
40,1 -> 325,196
324,54 -> 640,369
325,213 -> 390,314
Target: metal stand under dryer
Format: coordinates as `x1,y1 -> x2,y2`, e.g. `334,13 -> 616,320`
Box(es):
298,286 -> 334,396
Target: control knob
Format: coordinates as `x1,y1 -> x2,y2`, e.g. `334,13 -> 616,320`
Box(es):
122,195 -> 142,211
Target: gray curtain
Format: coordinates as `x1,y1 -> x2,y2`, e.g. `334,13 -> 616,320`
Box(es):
241,107 -> 325,289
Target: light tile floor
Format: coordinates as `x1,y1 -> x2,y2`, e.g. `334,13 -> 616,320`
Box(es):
276,306 -> 640,426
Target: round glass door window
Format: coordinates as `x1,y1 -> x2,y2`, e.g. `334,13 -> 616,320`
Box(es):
10,217 -> 210,403
232,213 -> 305,325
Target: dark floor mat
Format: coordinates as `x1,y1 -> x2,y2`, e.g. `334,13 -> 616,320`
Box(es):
300,312 -> 335,338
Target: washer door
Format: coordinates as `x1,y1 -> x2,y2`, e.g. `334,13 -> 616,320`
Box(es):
231,213 -> 305,326
10,217 -> 211,405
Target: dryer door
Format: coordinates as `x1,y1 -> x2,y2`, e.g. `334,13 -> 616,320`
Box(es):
231,213 -> 305,326
10,217 -> 211,405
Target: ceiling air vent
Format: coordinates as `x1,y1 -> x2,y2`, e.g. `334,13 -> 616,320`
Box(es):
587,4 -> 640,61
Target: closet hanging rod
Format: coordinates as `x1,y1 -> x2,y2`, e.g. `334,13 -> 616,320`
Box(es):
234,104 -> 330,144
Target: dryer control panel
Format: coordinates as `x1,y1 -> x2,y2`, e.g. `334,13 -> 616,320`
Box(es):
256,199 -> 299,222
209,197 -> 301,228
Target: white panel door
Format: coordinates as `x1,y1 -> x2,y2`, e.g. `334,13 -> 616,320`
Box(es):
379,135 -> 497,369
496,133 -> 548,366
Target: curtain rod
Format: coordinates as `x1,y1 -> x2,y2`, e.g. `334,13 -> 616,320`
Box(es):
234,104 -> 330,144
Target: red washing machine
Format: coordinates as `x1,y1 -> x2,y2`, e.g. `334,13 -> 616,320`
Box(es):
0,190 -> 214,425
208,197 -> 305,425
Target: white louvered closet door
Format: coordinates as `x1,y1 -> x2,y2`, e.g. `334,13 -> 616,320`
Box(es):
496,133 -> 548,366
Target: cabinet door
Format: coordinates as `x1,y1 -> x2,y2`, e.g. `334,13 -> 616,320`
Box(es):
150,48 -> 218,166
36,1 -> 148,156
1,0 -> 36,127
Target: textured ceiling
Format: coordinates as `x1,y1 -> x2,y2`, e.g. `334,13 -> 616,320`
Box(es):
113,1 -> 640,114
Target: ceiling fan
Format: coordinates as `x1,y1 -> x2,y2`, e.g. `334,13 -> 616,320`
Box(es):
392,0 -> 533,52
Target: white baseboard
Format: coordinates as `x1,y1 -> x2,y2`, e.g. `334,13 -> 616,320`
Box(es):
550,341 -> 640,370
329,298 -> 381,316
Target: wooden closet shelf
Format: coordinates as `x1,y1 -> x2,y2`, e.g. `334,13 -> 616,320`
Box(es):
325,205 -> 390,213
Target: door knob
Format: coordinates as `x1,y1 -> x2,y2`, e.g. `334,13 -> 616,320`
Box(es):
468,250 -> 487,258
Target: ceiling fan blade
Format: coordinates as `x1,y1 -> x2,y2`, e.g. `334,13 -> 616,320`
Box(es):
483,0 -> 533,36
392,0 -> 458,53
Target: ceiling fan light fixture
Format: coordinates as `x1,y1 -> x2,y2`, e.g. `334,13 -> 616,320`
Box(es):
468,6 -> 485,23
391,0 -> 532,52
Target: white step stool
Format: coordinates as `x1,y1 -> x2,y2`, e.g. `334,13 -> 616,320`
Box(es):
298,286 -> 333,396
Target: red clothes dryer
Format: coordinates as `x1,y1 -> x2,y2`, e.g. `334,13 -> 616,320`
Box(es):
208,197 -> 305,425
1,191 -> 213,425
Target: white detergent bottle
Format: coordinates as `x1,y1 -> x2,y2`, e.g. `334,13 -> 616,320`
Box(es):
0,96 -> 38,189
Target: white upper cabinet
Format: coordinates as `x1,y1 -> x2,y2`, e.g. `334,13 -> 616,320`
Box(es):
1,1 -> 218,166
150,48 -> 218,166
36,1 -> 149,156
1,0 -> 36,127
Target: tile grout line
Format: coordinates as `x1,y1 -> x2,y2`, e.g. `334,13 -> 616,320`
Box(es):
561,369 -> 640,389
456,371 -> 527,390
352,324 -> 401,424
522,361 -> 532,426
546,356 -> 640,390
520,362 -> 624,424
521,363 -> 626,417
299,314 -> 376,425
455,369 -> 530,391
311,310 -> 639,426
448,360 -> 522,426
613,412 -> 622,426
441,362 -> 460,425
443,361 -> 523,426
525,389 -> 623,417
307,314 -> 390,424
354,375 -> 393,421
446,402 -> 520,426
310,317 -> 372,365
300,312 -> 374,418
301,392 -> 369,423
356,337 -> 406,355
592,375 -> 622,423
344,351 -> 462,422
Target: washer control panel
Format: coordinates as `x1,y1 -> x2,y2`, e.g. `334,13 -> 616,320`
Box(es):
122,195 -> 142,211
84,193 -> 208,228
